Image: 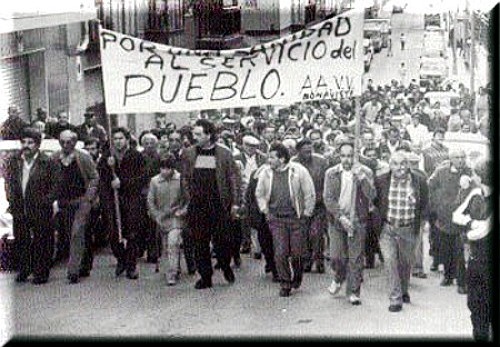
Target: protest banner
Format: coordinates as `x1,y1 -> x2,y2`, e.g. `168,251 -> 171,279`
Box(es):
99,10 -> 364,114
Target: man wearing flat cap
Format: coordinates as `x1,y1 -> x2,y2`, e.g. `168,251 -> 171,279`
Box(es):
76,111 -> 108,147
235,133 -> 266,257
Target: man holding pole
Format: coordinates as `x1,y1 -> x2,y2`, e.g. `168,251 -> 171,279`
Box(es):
323,137 -> 375,305
98,127 -> 148,280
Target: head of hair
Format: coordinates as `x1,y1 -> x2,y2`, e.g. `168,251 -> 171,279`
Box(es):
160,154 -> 177,169
270,142 -> 291,164
20,127 -> 42,145
296,137 -> 313,151
194,118 -> 217,142
112,126 -> 131,140
473,156 -> 491,186
84,136 -> 100,148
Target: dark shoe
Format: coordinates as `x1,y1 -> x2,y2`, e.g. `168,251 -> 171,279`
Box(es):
316,262 -> 325,274
126,269 -> 139,280
233,257 -> 241,269
402,293 -> 411,304
389,304 -> 403,312
412,272 -> 428,279
15,274 -> 29,283
440,278 -> 453,286
349,294 -> 362,306
253,252 -> 262,260
214,262 -> 222,270
115,262 -> 126,277
67,274 -> 79,284
32,277 -> 48,285
303,264 -> 312,273
146,257 -> 158,264
457,286 -> 468,295
223,268 -> 235,283
240,246 -> 251,254
187,269 -> 196,276
291,274 -> 303,289
430,264 -> 438,272
378,252 -> 384,263
279,288 -> 291,297
194,279 -> 212,290
272,273 -> 280,283
265,264 -> 272,273
79,269 -> 91,278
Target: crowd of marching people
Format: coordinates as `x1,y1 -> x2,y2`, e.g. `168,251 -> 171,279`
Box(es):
0,78 -> 492,340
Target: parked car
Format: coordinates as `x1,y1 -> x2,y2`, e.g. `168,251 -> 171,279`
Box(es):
363,21 -> 383,53
419,56 -> 449,89
365,18 -> 391,48
392,2 -> 406,14
363,38 -> 374,72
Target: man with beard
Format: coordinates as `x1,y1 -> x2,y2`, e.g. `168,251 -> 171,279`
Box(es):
6,128 -> 56,284
292,138 -> 328,273
181,119 -> 241,289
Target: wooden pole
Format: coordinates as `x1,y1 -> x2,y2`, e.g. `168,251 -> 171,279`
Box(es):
348,95 -> 361,238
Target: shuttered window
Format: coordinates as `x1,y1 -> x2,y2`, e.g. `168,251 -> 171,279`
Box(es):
0,56 -> 30,122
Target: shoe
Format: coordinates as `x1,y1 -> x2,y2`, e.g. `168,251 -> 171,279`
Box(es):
32,277 -> 48,285
272,273 -> 280,283
79,269 -> 91,278
327,280 -> 342,296
214,262 -> 222,270
430,264 -> 438,272
291,273 -> 302,289
126,269 -> 139,280
233,257 -> 241,269
303,264 -> 312,273
146,257 -> 158,264
15,274 -> 29,283
167,278 -> 177,286
194,279 -> 212,290
240,246 -> 251,254
253,252 -> 262,260
440,278 -> 453,286
402,293 -> 411,304
316,262 -> 325,274
457,286 -> 467,295
67,274 -> 79,284
412,272 -> 428,279
279,288 -> 291,297
265,264 -> 272,273
349,294 -> 361,306
223,268 -> 235,283
389,304 -> 403,312
115,262 -> 126,277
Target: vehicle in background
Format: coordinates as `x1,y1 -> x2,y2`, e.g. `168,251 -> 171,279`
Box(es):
424,13 -> 441,29
424,91 -> 460,116
363,38 -> 374,72
392,1 -> 406,14
419,56 -> 449,89
363,21 -> 384,53
422,36 -> 447,58
364,18 -> 392,48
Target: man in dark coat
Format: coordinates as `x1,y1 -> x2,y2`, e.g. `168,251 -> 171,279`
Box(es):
1,105 -> 29,140
6,127 -> 56,284
98,127 -> 148,280
181,119 -> 241,290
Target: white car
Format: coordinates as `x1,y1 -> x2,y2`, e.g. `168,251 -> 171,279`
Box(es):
419,57 -> 449,87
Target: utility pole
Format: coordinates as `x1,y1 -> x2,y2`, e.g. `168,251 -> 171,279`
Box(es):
469,8 -> 476,116
452,10 -> 457,75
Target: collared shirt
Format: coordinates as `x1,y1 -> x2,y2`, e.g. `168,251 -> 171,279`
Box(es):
21,152 -> 39,197
387,174 -> 416,224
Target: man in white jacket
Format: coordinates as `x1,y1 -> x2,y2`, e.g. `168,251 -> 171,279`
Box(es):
255,142 -> 316,297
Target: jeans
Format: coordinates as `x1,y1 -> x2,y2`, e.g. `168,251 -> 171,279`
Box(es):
161,227 -> 182,280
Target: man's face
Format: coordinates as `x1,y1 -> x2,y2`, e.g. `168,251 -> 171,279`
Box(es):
169,132 -> 181,145
433,132 -> 444,145
142,137 -> 158,153
268,150 -> 283,170
58,112 -> 69,125
160,166 -> 173,178
112,132 -> 129,152
364,148 -> 378,160
411,116 -> 420,126
59,133 -> 77,155
85,114 -> 97,126
8,106 -> 20,118
84,142 -> 99,160
390,152 -> 409,179
244,143 -> 258,156
450,151 -> 467,171
192,126 -> 210,148
298,143 -> 313,161
339,144 -> 354,171
21,137 -> 40,159
388,130 -> 399,143
362,132 -> 374,147
263,127 -> 275,141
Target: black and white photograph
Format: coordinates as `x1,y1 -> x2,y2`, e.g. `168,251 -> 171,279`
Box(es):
0,0 -> 496,342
